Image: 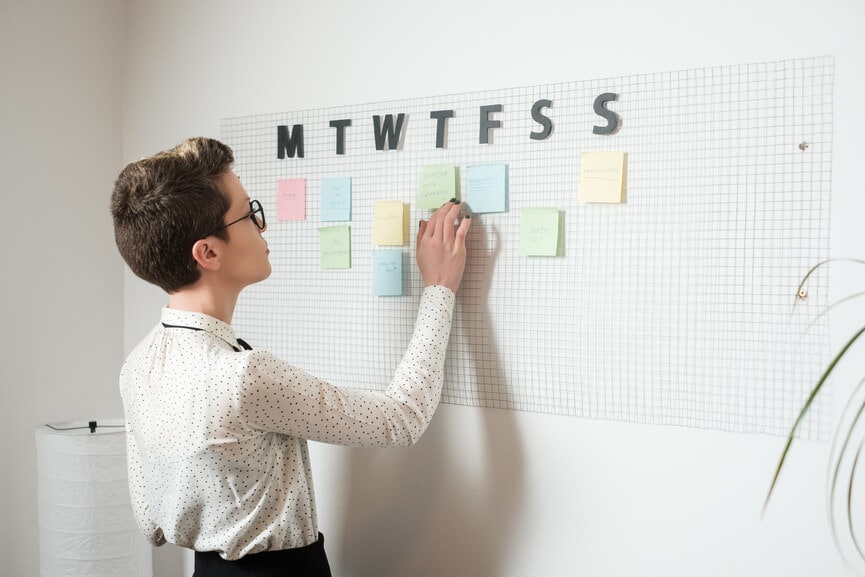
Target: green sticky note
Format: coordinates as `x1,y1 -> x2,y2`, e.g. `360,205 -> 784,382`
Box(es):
319,225 -> 351,269
417,164 -> 457,209
520,208 -> 560,256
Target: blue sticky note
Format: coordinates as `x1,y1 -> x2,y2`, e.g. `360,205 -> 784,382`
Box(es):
372,250 -> 403,296
321,176 -> 352,222
466,163 -> 508,213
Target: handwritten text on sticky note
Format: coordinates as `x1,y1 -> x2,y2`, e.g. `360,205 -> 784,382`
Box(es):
372,250 -> 403,296
417,165 -> 457,209
373,201 -> 406,246
277,178 -> 307,221
520,207 -> 561,256
578,152 -> 626,203
319,225 -> 351,269
466,163 -> 508,213
320,176 -> 352,222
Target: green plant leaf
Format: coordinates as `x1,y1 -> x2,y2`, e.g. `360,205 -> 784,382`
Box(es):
763,324 -> 865,513
804,291 -> 865,333
826,375 -> 865,570
828,375 -> 865,551
849,440 -> 865,562
791,258 -> 865,315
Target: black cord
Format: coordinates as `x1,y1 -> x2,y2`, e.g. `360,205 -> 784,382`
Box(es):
45,421 -> 125,433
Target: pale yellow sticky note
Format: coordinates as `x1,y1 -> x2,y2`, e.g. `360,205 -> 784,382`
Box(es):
578,152 -> 627,203
373,200 -> 405,246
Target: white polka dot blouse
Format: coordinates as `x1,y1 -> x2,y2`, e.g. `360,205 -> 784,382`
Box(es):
119,285 -> 455,560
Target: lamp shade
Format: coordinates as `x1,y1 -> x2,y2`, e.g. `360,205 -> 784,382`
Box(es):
35,419 -> 152,577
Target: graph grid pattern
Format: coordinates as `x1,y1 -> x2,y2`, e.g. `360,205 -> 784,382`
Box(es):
223,56 -> 834,437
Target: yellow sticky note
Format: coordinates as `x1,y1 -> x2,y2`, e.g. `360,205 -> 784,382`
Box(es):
373,201 -> 406,246
578,152 -> 627,203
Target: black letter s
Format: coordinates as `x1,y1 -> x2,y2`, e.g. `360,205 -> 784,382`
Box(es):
530,99 -> 553,140
592,93 -> 620,135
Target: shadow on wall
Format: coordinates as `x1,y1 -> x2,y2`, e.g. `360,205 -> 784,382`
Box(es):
336,221 -> 525,576
152,542 -> 189,576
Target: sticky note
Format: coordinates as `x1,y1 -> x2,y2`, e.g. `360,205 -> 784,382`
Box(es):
578,152 -> 626,203
520,208 -> 560,256
277,178 -> 307,221
320,176 -> 352,222
417,164 -> 457,209
466,163 -> 508,213
373,201 -> 406,246
372,250 -> 403,296
319,226 -> 351,269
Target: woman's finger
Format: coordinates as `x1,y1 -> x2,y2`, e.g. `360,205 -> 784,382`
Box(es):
417,218 -> 428,247
454,212 -> 471,247
434,200 -> 459,239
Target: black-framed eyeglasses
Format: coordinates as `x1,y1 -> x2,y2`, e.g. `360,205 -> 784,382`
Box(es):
210,199 -> 266,236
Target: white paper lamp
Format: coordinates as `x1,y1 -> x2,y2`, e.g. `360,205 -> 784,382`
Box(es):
35,419 -> 152,577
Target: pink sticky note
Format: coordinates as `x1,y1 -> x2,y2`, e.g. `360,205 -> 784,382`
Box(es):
277,178 -> 306,221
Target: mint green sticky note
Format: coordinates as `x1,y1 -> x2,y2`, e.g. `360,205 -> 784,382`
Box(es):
319,225 -> 351,269
520,208 -> 560,256
417,164 -> 457,209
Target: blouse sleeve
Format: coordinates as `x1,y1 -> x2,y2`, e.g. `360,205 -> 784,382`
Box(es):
238,285 -> 456,447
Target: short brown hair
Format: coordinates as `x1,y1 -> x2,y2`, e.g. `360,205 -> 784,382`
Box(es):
111,137 -> 234,293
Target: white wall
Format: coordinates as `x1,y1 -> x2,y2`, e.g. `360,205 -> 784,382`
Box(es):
0,1 -> 126,575
113,0 -> 865,575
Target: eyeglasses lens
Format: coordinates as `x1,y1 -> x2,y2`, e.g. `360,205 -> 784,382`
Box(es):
250,200 -> 265,230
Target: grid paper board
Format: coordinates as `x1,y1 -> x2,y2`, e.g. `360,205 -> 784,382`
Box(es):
224,56 -> 833,437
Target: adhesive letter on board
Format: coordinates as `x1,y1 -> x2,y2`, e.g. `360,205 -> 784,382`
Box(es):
373,114 -> 406,151
329,119 -> 352,155
277,124 -> 304,158
592,93 -> 620,135
430,110 -> 454,148
479,104 -> 503,144
530,99 -> 553,140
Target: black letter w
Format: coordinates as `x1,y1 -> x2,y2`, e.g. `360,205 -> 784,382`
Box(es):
372,114 -> 406,151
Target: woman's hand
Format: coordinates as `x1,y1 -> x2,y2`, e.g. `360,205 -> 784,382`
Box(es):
416,200 -> 471,293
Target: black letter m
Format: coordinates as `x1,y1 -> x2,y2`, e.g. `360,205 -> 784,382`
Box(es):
277,124 -> 304,158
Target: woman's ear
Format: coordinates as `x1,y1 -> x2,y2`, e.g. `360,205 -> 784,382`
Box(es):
191,238 -> 222,271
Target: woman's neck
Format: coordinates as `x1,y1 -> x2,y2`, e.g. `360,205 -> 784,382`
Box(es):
167,281 -> 239,324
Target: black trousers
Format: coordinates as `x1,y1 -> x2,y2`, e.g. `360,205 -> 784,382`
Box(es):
192,533 -> 332,577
